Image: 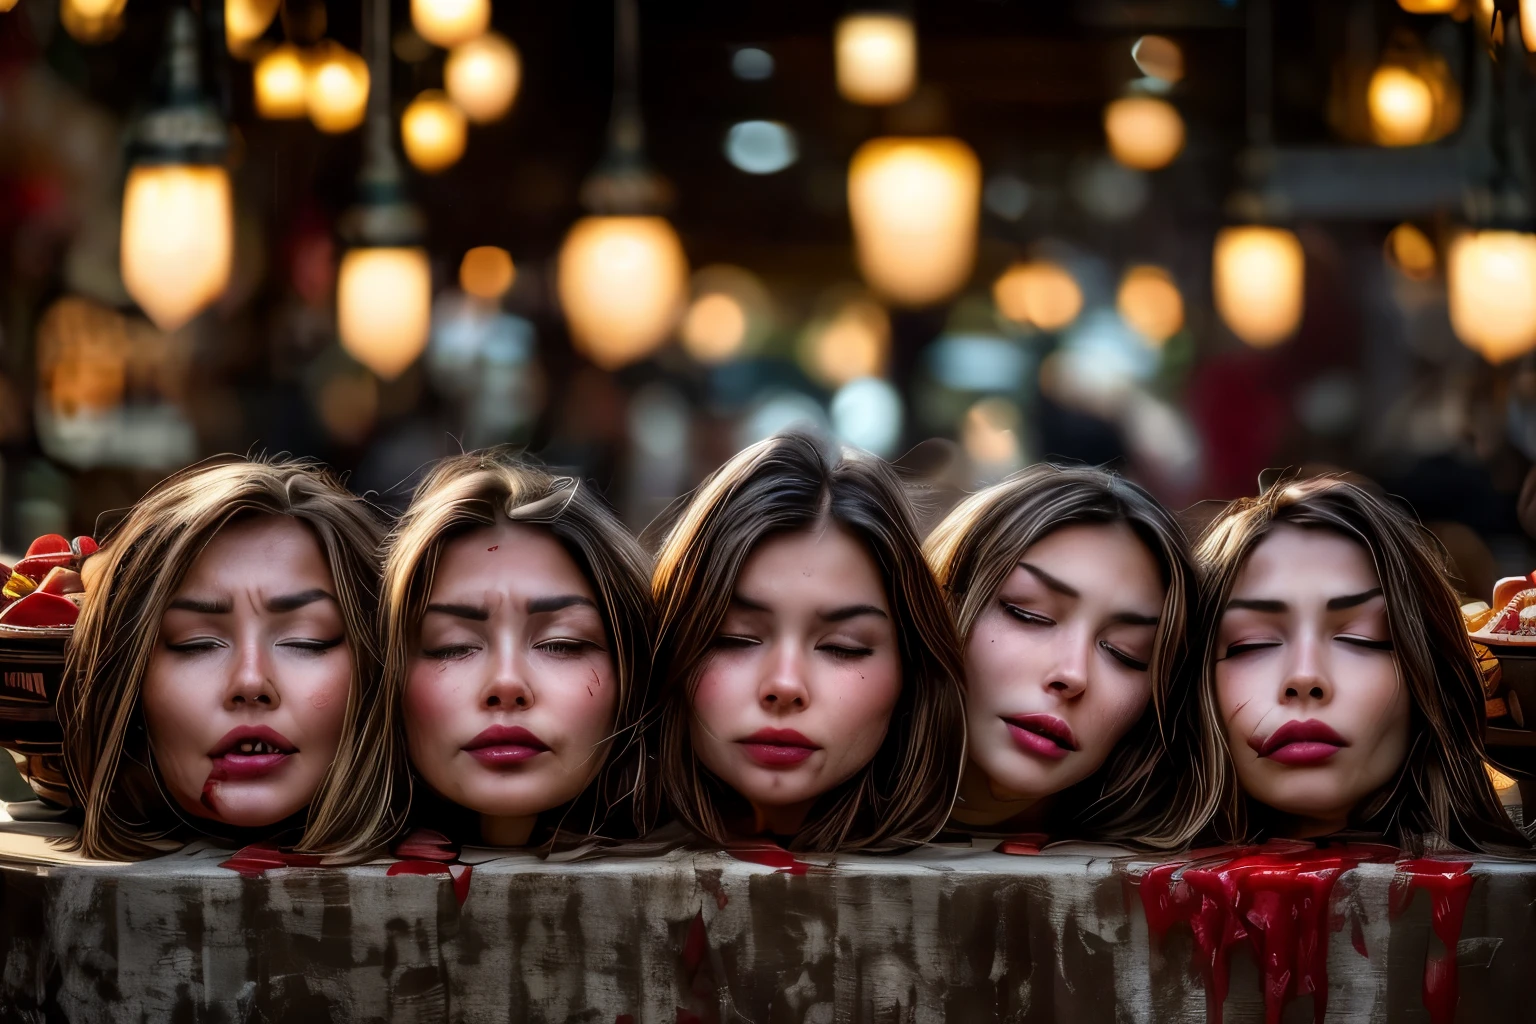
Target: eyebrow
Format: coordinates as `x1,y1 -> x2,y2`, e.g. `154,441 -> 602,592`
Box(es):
1225,598 -> 1287,613
1109,611 -> 1161,627
528,594 -> 597,615
729,594 -> 889,622
425,602 -> 490,621
1327,587 -> 1384,611
266,588 -> 336,613
1018,562 -> 1080,599
168,596 -> 232,614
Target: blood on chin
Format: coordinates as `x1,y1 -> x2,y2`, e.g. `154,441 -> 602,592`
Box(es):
196,771 -> 307,825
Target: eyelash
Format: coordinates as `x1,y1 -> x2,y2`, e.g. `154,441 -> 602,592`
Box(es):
1100,642 -> 1149,672
423,643 -> 479,661
537,639 -> 598,657
167,637 -> 343,656
1222,636 -> 1395,659
1005,603 -> 1148,670
1003,603 -> 1053,626
710,635 -> 874,659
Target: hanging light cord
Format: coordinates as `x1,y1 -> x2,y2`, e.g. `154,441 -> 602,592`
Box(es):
609,0 -> 643,158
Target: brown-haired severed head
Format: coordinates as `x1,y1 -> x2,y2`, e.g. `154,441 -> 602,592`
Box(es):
371,448 -> 655,850
1194,473 -> 1531,854
651,430 -> 966,853
59,456 -> 386,860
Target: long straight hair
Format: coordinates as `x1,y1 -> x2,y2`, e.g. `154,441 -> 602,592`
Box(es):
1194,475 -> 1531,853
924,464 -> 1219,849
362,449 -> 656,846
651,431 -> 967,852
58,458 -> 386,860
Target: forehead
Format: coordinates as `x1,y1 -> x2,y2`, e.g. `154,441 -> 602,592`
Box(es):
735,523 -> 887,604
1012,521 -> 1164,601
430,520 -> 595,600
180,515 -> 331,589
1231,522 -> 1379,597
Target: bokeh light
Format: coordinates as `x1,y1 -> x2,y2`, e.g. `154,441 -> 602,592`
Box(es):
1116,265 -> 1184,346
993,260 -> 1083,332
459,246 -> 515,301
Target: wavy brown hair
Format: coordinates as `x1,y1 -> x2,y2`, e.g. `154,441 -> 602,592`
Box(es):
1194,475 -> 1530,853
58,457 -> 386,860
359,449 -> 656,847
924,464 -> 1218,849
651,431 -> 966,852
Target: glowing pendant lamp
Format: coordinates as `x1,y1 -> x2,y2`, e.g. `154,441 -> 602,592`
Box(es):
848,136 -> 980,306
1213,225 -> 1305,347
120,8 -> 233,332
835,11 -> 917,106
337,0 -> 431,379
556,0 -> 688,370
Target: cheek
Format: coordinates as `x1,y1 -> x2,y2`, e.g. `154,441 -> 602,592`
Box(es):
404,659 -> 469,751
964,619 -> 1029,699
1214,662 -> 1261,729
690,656 -> 749,733
141,653 -> 205,751
296,650 -> 353,745
1085,675 -> 1151,747
543,657 -> 621,747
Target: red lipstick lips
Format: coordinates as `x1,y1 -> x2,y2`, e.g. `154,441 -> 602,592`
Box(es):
1003,714 -> 1078,761
739,728 -> 820,767
209,725 -> 297,780
1249,719 -> 1349,766
464,725 -> 551,766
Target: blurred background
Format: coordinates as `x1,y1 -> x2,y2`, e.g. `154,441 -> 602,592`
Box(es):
1,0 -> 1535,600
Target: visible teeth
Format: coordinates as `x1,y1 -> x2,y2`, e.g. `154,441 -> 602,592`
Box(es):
234,740 -> 276,755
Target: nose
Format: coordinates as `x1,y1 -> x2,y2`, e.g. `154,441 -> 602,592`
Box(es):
1280,634 -> 1332,705
759,641 -> 809,712
1043,630 -> 1091,700
226,634 -> 279,710
483,636 -> 534,710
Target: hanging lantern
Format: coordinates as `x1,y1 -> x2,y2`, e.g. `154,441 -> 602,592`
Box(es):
445,31 -> 522,123
556,0 -> 689,370
1368,66 -> 1435,146
401,90 -> 467,173
1448,230 -> 1536,363
254,44 -> 308,119
225,0 -> 281,56
411,0 -> 489,48
306,43 -> 370,133
61,0 -> 127,44
1104,96 -> 1185,171
338,248 -> 433,377
993,261 -> 1082,332
1116,265 -> 1184,345
559,217 -> 688,370
1213,226 -> 1305,347
338,0 -> 433,379
120,9 -> 233,332
835,12 -> 917,105
847,137 -> 981,307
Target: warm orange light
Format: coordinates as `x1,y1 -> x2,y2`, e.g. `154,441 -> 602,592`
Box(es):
682,293 -> 748,363
459,246 -> 515,300
61,0 -> 126,43
306,44 -> 370,133
1131,35 -> 1184,83
1213,226 -> 1305,347
445,32 -> 522,124
1396,0 -> 1458,11
1524,0 -> 1536,51
1368,66 -> 1436,146
994,261 -> 1083,332
412,0 -> 490,48
847,137 -> 981,307
1385,223 -> 1437,281
1104,97 -> 1185,170
963,398 -> 1023,470
121,165 -> 234,331
254,44 -> 308,119
557,216 -> 689,370
402,90 -> 467,174
1116,265 -> 1184,345
226,0 -> 281,55
835,13 -> 916,105
1487,763 -> 1520,792
337,247 -> 433,379
1448,230 -> 1536,363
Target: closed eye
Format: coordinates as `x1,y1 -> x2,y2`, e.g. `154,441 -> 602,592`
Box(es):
536,638 -> 603,657
1099,641 -> 1149,672
166,637 -> 225,654
422,643 -> 480,661
1221,640 -> 1281,660
711,634 -> 760,650
1338,636 -> 1394,652
278,637 -> 344,655
1002,602 -> 1054,626
818,643 -> 874,660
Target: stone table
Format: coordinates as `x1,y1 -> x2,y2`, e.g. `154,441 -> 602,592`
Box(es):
0,824 -> 1531,1023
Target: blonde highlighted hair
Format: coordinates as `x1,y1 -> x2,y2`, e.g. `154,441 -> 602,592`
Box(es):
58,457 -> 386,860
651,431 -> 966,852
363,449 -> 656,844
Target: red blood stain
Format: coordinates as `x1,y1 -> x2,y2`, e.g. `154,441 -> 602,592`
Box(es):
387,860 -> 473,905
394,828 -> 458,862
1390,859 -> 1475,1024
615,1017 -> 635,1024
726,846 -> 812,875
218,843 -> 323,878
200,765 -> 229,812
1350,915 -> 1368,959
998,833 -> 1050,856
676,1013 -> 704,1024
682,910 -> 708,972
488,545 -> 499,551
1136,842 -> 1396,1024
